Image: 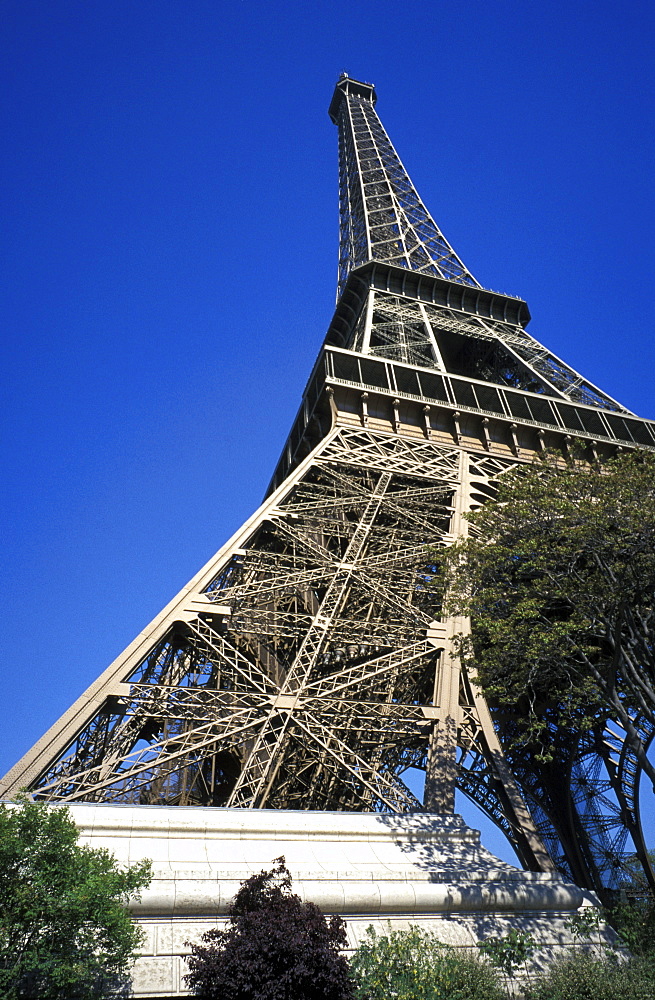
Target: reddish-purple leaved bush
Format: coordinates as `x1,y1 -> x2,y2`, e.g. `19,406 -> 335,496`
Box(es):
185,858 -> 356,1000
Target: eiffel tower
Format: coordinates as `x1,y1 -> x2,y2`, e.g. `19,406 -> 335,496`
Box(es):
3,74 -> 654,900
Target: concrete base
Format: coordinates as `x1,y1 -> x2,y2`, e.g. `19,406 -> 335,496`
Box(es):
70,804 -> 609,998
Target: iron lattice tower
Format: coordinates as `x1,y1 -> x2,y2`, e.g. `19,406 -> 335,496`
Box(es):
3,75 -> 654,898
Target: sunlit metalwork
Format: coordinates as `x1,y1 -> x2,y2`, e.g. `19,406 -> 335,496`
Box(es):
3,75 -> 654,900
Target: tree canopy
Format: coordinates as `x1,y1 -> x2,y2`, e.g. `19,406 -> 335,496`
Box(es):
441,449 -> 655,788
0,797 -> 151,1000
185,857 -> 356,1000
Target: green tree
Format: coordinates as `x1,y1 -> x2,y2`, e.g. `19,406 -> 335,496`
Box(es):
440,450 -> 655,790
0,797 -> 151,1000
350,925 -> 505,1000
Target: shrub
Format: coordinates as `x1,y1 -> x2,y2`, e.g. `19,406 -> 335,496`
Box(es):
524,951 -> 655,1000
478,927 -> 535,984
350,924 -> 505,1000
185,857 -> 356,1000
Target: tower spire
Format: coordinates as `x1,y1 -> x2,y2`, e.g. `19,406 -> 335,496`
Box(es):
329,75 -> 480,298
327,75 -> 630,413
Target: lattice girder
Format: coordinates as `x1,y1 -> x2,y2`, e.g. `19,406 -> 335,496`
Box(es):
1,429 -> 545,869
344,286 -> 631,413
6,419 -> 651,890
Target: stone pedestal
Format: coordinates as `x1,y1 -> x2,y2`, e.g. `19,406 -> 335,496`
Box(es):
70,804 -> 606,998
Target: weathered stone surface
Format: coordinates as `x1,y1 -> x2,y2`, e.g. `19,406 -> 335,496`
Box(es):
69,804 -> 612,998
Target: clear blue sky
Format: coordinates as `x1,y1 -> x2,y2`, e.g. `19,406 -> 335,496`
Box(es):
2,0 -> 654,863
